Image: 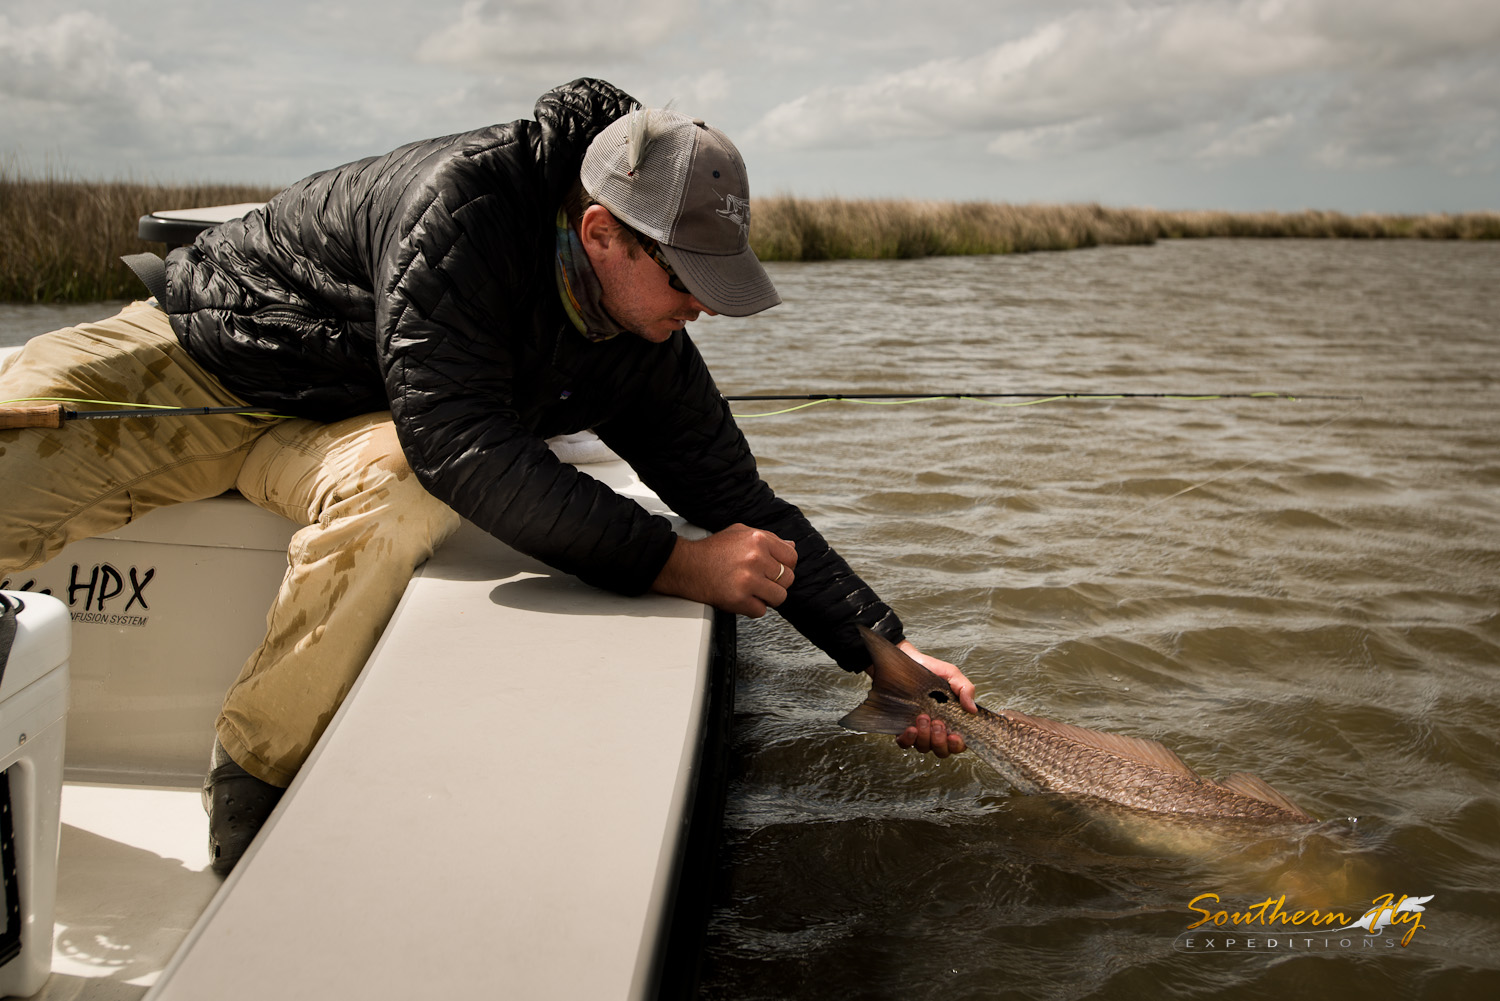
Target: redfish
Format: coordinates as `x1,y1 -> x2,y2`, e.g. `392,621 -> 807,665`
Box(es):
842,627 -> 1315,824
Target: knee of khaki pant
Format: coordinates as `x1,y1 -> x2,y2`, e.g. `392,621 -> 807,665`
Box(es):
361,419 -> 461,546
331,455 -> 463,567
220,417 -> 460,785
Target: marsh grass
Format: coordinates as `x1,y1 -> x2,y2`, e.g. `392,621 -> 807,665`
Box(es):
750,196 -> 1500,261
0,162 -> 279,302
2,165 -> 1495,302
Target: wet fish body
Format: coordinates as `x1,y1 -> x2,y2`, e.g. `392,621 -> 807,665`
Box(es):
842,628 -> 1315,825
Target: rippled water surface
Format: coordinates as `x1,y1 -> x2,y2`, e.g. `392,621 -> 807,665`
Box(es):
690,241 -> 1500,999
4,242 -> 1497,999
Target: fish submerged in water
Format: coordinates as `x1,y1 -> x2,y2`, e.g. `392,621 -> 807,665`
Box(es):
842,627 -> 1316,825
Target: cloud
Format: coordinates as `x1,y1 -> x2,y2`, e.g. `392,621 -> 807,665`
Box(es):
1312,60 -> 1500,172
0,11 -> 178,116
1303,0 -> 1500,65
0,6 -> 506,179
748,0 -> 1500,174
417,0 -> 700,70
2,0 -> 1493,207
1195,114 -> 1297,163
638,69 -> 732,117
986,117 -> 1107,161
749,5 -> 1319,148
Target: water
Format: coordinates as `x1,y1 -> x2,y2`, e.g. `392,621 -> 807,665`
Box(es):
0,301 -> 128,348
5,243 -> 1498,998
688,241 -> 1500,999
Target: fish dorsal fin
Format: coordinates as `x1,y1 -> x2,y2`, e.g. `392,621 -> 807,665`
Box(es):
999,708 -> 1203,781
1216,772 -> 1314,819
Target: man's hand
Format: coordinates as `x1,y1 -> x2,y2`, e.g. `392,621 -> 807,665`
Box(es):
650,523 -> 798,617
889,640 -> 976,757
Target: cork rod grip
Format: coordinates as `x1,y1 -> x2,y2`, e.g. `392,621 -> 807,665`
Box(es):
0,405 -> 66,430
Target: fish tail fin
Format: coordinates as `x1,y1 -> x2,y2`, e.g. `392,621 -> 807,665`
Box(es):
838,627 -> 949,735
839,690 -> 927,735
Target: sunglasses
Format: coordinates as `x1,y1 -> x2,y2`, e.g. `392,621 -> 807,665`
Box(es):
619,221 -> 691,295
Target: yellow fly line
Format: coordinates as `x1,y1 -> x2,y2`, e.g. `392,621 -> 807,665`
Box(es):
726,391 -> 1342,419
2,392 -> 1358,427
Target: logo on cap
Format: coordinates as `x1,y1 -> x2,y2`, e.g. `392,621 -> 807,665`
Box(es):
716,192 -> 750,239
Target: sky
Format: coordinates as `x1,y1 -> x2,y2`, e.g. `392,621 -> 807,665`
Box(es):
2,0 -> 1497,212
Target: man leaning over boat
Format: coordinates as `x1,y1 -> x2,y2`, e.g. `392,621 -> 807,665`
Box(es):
0,78 -> 975,876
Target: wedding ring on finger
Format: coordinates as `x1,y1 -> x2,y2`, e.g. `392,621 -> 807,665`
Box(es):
773,562 -> 786,583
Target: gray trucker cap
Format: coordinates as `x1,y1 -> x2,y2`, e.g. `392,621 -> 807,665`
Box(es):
580,108 -> 781,317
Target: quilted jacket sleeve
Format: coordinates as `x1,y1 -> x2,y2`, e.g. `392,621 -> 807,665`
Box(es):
595,334 -> 905,671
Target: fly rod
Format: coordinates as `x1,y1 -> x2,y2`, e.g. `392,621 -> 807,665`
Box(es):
722,391 -> 1361,401
0,401 -> 287,430
2,392 -> 1364,431
722,390 -> 1362,417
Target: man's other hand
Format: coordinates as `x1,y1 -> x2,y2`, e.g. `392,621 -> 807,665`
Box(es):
650,523 -> 797,617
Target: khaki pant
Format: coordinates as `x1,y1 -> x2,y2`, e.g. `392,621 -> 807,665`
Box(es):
0,302 -> 460,785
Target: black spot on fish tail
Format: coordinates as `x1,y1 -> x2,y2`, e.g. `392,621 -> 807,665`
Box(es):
929,691 -> 949,703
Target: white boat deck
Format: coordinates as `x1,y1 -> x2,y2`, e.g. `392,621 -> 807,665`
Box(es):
4,431 -> 725,1000
41,785 -> 218,1000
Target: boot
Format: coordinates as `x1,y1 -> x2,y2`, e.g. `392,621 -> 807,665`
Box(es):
202,738 -> 285,877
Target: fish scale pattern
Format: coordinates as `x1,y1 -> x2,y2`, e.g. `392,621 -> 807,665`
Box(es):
161,77 -> 900,671
949,706 -> 1311,822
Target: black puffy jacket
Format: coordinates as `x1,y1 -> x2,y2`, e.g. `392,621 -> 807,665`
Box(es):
162,78 -> 903,670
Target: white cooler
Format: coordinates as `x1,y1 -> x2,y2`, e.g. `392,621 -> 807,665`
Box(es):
0,591 -> 70,998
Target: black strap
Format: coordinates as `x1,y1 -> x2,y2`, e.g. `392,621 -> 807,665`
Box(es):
0,594 -> 17,686
0,767 -> 19,968
0,594 -> 14,972
0,597 -> 22,969
121,252 -> 169,303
